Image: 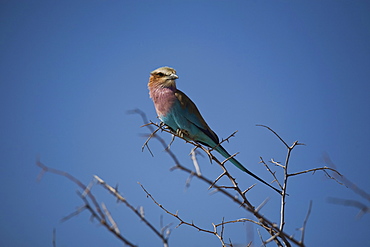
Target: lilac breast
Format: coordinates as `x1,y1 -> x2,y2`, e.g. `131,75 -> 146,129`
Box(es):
150,87 -> 177,117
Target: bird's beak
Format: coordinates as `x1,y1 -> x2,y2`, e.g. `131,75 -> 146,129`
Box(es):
169,74 -> 179,80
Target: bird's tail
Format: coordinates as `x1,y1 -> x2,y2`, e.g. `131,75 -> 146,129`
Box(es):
214,145 -> 282,195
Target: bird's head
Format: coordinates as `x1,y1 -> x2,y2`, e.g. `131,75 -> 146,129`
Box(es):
148,66 -> 179,89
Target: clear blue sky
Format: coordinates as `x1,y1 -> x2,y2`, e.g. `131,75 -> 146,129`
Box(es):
1,1 -> 369,246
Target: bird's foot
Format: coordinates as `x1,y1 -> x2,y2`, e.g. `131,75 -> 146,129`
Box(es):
176,129 -> 189,138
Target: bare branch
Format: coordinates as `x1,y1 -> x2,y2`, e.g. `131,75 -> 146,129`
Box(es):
38,109 -> 351,247
289,166 -> 342,179
256,124 -> 290,149
280,141 -> 300,233
214,218 -> 267,230
260,157 -> 282,189
270,158 -> 285,169
141,121 -> 162,156
190,148 -> 202,176
135,114 -> 304,246
210,130 -> 239,152
60,204 -> 88,222
102,202 -> 120,235
328,197 -> 370,218
256,197 -> 270,213
300,201 -> 313,245
257,228 -> 267,247
94,175 -> 169,246
323,153 -> 370,202
36,160 -> 106,221
37,161 -> 137,247
139,183 -> 215,235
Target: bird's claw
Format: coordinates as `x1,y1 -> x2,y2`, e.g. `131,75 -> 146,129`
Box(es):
176,129 -> 189,138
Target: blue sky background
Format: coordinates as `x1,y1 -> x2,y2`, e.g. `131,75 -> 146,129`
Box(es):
1,1 -> 370,246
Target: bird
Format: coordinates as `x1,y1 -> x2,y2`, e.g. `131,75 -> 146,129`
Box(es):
148,66 -> 282,195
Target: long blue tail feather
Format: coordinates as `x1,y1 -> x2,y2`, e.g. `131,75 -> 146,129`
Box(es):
214,145 -> 282,195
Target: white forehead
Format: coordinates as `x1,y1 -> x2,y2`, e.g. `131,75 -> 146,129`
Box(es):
151,66 -> 177,75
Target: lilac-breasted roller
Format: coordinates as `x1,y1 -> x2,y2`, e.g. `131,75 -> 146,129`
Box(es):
148,66 -> 281,195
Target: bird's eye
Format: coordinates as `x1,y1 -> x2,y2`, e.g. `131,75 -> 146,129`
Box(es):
157,72 -> 165,77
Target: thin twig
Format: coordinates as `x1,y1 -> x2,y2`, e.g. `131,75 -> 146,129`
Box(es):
60,204 -> 88,222
280,141 -> 299,232
141,122 -> 162,156
94,175 -> 169,246
323,153 -> 370,202
214,218 -> 267,230
135,114 -> 303,246
257,228 -> 267,247
36,160 -> 106,221
102,202 -> 120,234
190,148 -> 202,176
256,198 -> 270,213
140,184 -> 214,234
327,198 -> 370,218
270,159 -> 285,169
300,201 -> 312,245
289,166 -> 342,178
210,130 -> 239,152
256,124 -> 290,149
256,125 -> 304,247
36,161 -> 137,247
260,157 -> 282,189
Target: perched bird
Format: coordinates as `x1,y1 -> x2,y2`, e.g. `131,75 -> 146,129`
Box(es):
148,66 -> 282,195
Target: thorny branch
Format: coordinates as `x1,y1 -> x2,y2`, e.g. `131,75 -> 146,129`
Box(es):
280,140 -> 299,232
36,161 -> 171,247
327,198 -> 370,218
324,153 -> 370,202
139,183 -> 228,247
300,201 -> 313,244
259,157 -> 282,190
132,109 -> 305,246
256,124 -> 342,244
94,175 -> 170,246
131,109 -> 343,246
323,153 -> 370,218
37,109 -> 346,247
